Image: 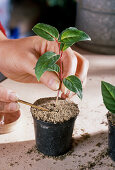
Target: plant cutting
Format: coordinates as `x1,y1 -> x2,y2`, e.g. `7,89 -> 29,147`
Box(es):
31,23 -> 91,156
101,81 -> 115,161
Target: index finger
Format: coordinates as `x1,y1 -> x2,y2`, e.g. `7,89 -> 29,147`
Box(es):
0,86 -> 18,102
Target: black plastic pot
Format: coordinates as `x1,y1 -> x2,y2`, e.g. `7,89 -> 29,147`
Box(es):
108,118 -> 115,161
33,116 -> 76,156
31,98 -> 77,156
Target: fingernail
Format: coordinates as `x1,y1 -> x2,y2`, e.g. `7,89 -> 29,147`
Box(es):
8,90 -> 19,101
48,79 -> 60,90
9,103 -> 20,111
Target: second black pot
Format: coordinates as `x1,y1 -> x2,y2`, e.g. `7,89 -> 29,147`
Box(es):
108,118 -> 115,161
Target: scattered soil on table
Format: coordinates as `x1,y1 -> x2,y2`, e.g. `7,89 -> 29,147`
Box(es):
26,134 -> 91,160
96,142 -> 102,147
26,137 -> 114,168
101,121 -> 108,126
31,97 -> 79,123
81,133 -> 90,139
72,133 -> 91,146
26,145 -> 73,160
78,148 -> 109,169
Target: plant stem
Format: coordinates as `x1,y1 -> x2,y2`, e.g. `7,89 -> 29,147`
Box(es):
56,89 -> 60,105
60,51 -> 63,82
55,41 -> 63,104
58,42 -> 63,81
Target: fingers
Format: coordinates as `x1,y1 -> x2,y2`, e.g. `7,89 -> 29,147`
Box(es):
0,86 -> 19,112
74,51 -> 89,88
40,71 -> 60,91
0,86 -> 18,102
23,52 -> 60,90
62,48 -> 77,78
25,37 -> 88,96
61,50 -> 89,99
61,48 -> 77,95
24,55 -> 60,90
0,102 -> 19,112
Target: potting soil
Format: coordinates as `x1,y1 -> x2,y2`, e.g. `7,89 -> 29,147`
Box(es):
31,98 -> 79,123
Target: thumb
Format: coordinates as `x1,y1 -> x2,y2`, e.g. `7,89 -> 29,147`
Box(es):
0,86 -> 18,102
40,71 -> 60,91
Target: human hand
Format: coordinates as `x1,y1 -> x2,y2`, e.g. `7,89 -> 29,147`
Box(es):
61,50 -> 89,99
0,36 -> 89,98
0,85 -> 19,112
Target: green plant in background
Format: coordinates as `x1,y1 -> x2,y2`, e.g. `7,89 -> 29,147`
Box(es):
32,23 -> 91,101
101,81 -> 115,123
46,0 -> 67,7
39,0 -> 75,7
101,81 -> 115,113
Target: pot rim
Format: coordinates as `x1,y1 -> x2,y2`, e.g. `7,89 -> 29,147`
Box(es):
107,112 -> 115,126
31,97 -> 78,125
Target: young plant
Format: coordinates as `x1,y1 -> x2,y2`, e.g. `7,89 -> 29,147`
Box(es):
101,81 -> 115,121
32,23 -> 91,101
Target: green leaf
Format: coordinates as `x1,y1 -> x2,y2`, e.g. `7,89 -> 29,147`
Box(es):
32,23 -> 59,41
63,75 -> 82,99
59,27 -> 91,51
47,0 -> 65,7
60,42 -> 73,51
35,52 -> 60,80
101,81 -> 115,114
47,64 -> 60,72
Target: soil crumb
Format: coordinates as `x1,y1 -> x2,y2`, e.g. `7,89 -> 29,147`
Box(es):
31,97 -> 79,123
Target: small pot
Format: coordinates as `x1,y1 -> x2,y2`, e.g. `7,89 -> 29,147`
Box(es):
31,97 -> 77,156
107,115 -> 115,161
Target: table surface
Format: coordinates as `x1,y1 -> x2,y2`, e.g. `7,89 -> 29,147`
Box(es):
0,46 -> 115,170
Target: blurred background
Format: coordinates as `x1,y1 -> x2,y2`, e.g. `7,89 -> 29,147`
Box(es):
0,0 -> 115,81
0,0 -> 77,38
0,0 -> 115,53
